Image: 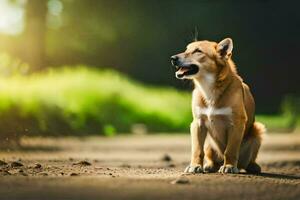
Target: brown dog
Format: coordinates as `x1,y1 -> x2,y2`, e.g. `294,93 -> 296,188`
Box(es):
171,38 -> 265,174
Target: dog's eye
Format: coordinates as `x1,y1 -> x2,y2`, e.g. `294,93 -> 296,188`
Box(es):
192,49 -> 202,54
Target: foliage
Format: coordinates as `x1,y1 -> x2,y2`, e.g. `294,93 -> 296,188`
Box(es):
0,53 -> 29,77
0,66 -> 192,138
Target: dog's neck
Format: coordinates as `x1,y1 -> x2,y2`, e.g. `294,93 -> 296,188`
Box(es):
193,60 -> 235,106
193,73 -> 216,105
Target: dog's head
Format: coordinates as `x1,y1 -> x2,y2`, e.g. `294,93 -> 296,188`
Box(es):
171,38 -> 233,80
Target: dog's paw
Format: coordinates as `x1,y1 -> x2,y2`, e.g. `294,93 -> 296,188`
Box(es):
218,164 -> 239,174
184,165 -> 203,173
203,163 -> 218,173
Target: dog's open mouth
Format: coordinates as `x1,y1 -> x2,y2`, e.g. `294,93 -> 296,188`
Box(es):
176,64 -> 199,78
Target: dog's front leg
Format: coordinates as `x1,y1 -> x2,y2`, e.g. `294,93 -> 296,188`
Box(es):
184,119 -> 207,173
219,120 -> 245,174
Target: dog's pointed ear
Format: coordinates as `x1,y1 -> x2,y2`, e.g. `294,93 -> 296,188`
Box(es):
217,38 -> 233,59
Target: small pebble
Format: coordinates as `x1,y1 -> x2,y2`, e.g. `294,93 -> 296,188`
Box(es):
11,161 -> 24,168
34,163 -> 42,169
73,161 -> 91,166
162,154 -> 172,162
171,176 -> 190,184
70,172 -> 79,176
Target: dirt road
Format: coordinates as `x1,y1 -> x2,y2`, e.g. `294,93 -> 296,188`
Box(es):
0,133 -> 299,200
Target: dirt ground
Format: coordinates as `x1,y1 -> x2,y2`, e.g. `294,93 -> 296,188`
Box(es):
0,133 -> 299,200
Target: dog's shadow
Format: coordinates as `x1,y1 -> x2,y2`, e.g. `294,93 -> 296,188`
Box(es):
253,160 -> 300,180
253,172 -> 300,180
238,160 -> 300,180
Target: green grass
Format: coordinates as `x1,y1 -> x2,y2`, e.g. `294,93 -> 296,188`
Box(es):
0,66 -> 298,139
0,66 -> 192,136
256,114 -> 296,132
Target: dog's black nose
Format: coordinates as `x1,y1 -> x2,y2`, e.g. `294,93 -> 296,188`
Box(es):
171,55 -> 179,66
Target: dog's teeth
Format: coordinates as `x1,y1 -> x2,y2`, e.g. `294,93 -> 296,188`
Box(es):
178,68 -> 189,73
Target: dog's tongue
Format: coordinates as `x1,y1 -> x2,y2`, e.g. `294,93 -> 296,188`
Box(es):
178,67 -> 189,73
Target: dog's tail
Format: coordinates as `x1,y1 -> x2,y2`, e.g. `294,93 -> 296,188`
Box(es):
250,121 -> 266,140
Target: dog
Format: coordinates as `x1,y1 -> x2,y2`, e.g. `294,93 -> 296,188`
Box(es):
171,38 -> 265,174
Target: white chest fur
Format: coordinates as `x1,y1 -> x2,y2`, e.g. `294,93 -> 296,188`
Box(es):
196,106 -> 232,119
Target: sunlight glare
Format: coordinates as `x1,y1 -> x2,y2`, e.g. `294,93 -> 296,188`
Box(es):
0,0 -> 25,35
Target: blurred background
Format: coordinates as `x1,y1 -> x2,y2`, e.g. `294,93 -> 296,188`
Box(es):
0,0 -> 299,144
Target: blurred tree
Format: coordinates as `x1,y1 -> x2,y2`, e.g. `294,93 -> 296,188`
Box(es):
23,0 -> 47,71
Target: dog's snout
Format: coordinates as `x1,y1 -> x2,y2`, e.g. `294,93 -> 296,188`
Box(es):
171,55 -> 179,66
171,55 -> 178,61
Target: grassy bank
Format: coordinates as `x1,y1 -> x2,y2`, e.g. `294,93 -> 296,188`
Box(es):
0,66 -> 192,138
